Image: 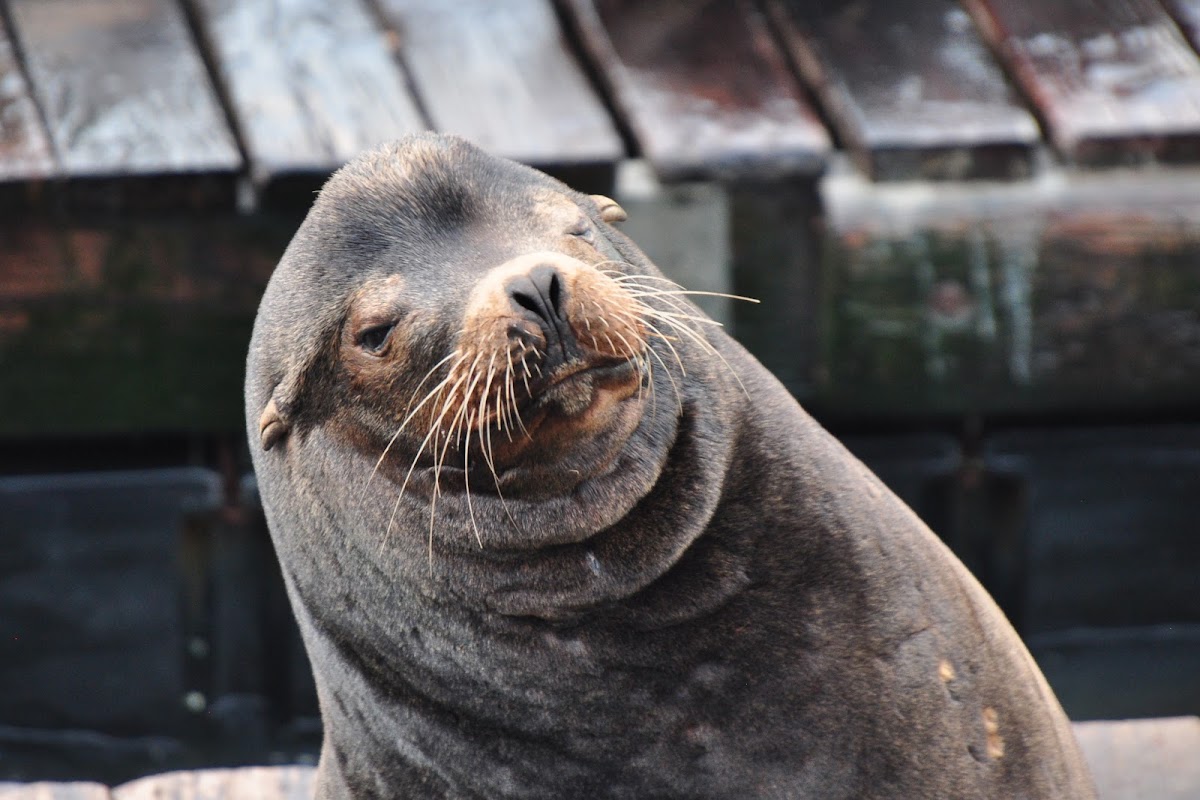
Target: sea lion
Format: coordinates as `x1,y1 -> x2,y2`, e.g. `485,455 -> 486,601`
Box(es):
246,134 -> 1095,799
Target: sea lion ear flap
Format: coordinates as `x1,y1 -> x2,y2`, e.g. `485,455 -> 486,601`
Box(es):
258,397 -> 290,451
590,195 -> 627,224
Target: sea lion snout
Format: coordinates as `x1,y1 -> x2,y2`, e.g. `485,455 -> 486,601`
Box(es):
464,252 -> 647,377
505,263 -> 573,358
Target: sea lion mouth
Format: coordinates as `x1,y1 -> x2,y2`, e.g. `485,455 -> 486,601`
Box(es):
525,357 -> 643,417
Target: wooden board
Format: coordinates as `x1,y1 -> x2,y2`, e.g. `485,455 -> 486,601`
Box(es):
190,0 -> 426,204
7,0 -> 240,208
0,10 -> 56,185
0,469 -> 220,733
767,0 -> 1039,181
966,0 -> 1200,165
373,0 -> 622,168
985,427 -> 1200,636
816,164 -> 1200,417
112,767 -> 315,800
564,0 -> 828,181
0,785 -> 111,800
0,218 -> 289,435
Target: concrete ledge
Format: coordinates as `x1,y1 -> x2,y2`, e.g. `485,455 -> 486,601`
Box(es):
2,718 -> 1197,799
1074,716 -> 1200,800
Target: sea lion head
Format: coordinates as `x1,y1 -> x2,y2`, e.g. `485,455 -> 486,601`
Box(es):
246,134 -> 741,618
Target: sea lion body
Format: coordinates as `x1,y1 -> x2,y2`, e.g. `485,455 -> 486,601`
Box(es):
246,134 -> 1095,798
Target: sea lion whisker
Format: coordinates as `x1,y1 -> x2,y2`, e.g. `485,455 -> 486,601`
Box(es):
623,304 -> 725,328
502,350 -> 517,438
390,368 -> 472,532
460,409 -> 483,548
477,402 -> 522,533
601,271 -> 688,291
639,306 -> 718,358
429,362 -> 481,566
643,338 -> 683,413
367,353 -> 462,490
453,353 -> 487,439
381,369 -> 468,557
399,351 -> 461,419
479,354 -> 499,429
650,311 -> 750,399
639,318 -> 688,378
623,287 -> 761,305
608,328 -> 644,360
631,298 -> 716,352
427,480 -> 440,573
367,374 -> 454,494
504,346 -> 532,439
512,381 -> 532,439
602,271 -> 689,290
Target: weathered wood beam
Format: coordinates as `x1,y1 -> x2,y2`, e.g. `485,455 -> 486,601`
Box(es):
0,218 -> 290,436
7,0 -> 241,211
563,0 -> 829,181
818,164 -> 1200,416
965,0 -> 1200,165
767,0 -> 1039,181
189,0 -> 426,209
371,0 -> 623,189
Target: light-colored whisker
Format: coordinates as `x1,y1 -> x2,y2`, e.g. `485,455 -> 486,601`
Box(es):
624,286 -> 761,304
626,304 -> 725,328
643,337 -> 683,414
657,313 -> 751,399
639,317 -> 688,378
460,409 -> 483,548
384,369 -> 469,547
367,352 -> 460,489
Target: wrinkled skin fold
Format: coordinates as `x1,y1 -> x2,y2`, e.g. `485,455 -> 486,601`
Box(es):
246,135 -> 1096,799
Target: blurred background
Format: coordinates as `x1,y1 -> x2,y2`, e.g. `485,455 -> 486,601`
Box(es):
1,0 -> 1198,788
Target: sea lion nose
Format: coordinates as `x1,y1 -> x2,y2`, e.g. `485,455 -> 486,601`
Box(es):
507,264 -> 574,351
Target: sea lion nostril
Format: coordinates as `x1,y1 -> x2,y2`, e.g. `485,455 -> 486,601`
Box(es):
509,277 -> 546,319
506,266 -> 572,353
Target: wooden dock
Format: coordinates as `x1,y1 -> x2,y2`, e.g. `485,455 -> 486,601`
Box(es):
3,0 -> 1200,793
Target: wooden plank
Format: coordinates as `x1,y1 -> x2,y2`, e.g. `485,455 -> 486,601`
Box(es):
1033,626 -> 1200,720
0,10 -> 56,186
0,469 -> 220,733
0,218 -> 289,436
986,428 -> 1200,636
1074,716 -> 1200,799
112,766 -> 316,800
0,785 -> 110,800
563,0 -> 828,181
189,0 -> 426,206
965,0 -> 1200,165
730,181 -> 823,398
373,0 -> 622,168
7,0 -> 241,209
816,164 -> 1200,417
767,0 -> 1039,181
